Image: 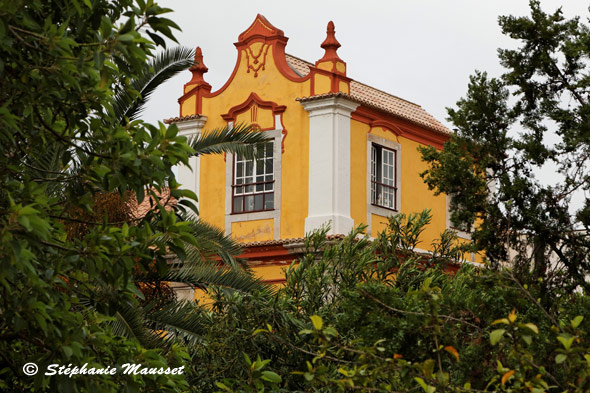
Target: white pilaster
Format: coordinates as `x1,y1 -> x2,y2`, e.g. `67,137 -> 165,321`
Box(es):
175,117 -> 207,208
301,97 -> 359,235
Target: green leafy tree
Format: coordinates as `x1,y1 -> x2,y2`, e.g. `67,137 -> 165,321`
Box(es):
0,0 -> 249,391
419,0 -> 590,295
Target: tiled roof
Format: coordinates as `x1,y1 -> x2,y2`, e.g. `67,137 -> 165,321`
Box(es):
129,188 -> 177,220
241,234 -> 346,248
286,54 -> 450,135
163,114 -> 204,124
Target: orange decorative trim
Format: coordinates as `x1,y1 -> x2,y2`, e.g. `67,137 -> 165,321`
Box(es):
369,120 -> 403,136
186,47 -> 210,86
221,92 -> 286,122
245,44 -> 270,77
238,14 -> 284,43
316,21 -> 344,67
352,106 -> 448,149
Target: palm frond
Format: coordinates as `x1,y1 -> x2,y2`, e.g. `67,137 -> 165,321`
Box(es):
188,123 -> 268,158
111,302 -> 167,350
114,46 -> 195,122
146,299 -> 210,347
160,260 -> 269,295
180,213 -> 247,269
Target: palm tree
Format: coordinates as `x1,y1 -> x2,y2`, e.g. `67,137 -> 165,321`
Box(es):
27,46 -> 271,350
107,46 -> 272,350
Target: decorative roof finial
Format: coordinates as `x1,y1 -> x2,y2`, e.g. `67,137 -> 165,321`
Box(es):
188,46 -> 209,85
317,21 -> 343,64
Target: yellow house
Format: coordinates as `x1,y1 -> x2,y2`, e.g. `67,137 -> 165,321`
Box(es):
166,14 -> 469,284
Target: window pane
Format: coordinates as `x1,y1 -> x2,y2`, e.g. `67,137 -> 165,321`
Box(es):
245,184 -> 253,193
264,193 -> 274,210
236,162 -> 243,177
244,195 -> 254,211
246,161 -> 253,176
266,159 -> 273,175
254,194 -> 263,211
256,159 -> 264,175
235,186 -> 243,195
256,183 -> 263,192
265,182 -> 273,191
233,197 -> 243,213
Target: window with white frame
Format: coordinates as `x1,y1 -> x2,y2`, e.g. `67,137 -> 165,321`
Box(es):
232,141 -> 274,213
371,144 -> 397,210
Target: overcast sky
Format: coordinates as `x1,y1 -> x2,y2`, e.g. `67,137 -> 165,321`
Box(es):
141,0 -> 588,129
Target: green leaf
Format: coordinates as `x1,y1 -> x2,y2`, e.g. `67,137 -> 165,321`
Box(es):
490,329 -> 505,345
555,354 -> 567,364
557,334 -> 575,351
261,371 -> 281,383
310,315 -> 323,331
519,323 -> 538,334
571,316 -> 583,329
414,377 -> 436,393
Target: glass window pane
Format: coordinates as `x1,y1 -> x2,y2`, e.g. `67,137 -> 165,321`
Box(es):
256,183 -> 263,192
246,161 -> 253,176
264,193 -> 274,210
235,186 -> 243,195
245,195 -> 254,211
254,194 -> 263,211
266,159 -> 273,175
265,182 -> 273,191
233,197 -> 243,213
256,160 -> 264,175
236,162 -> 243,177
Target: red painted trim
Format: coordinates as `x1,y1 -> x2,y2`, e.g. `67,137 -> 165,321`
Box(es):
370,120 -> 403,136
352,106 -> 448,149
261,278 -> 287,285
221,92 -> 286,122
238,14 -> 284,42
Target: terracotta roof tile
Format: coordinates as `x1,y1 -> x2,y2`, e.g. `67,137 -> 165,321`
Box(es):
129,188 -> 177,220
286,54 -> 450,135
163,114 -> 204,124
241,234 -> 345,248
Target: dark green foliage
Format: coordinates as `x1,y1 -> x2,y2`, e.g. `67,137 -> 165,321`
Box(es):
188,210 -> 590,392
419,0 -> 590,294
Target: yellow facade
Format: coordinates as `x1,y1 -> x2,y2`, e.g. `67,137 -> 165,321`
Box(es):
170,14 -> 480,282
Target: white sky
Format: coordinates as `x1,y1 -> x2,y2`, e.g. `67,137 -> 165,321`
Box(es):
142,0 -> 588,129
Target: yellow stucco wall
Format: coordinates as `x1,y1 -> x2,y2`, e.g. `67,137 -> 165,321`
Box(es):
193,44 -> 311,241
178,18 -> 470,265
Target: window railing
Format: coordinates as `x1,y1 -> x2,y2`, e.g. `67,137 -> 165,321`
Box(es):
371,180 -> 397,211
232,180 -> 275,213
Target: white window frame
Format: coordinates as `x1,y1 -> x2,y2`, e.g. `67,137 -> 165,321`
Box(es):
366,134 -> 401,236
232,140 -> 275,213
224,126 -> 282,239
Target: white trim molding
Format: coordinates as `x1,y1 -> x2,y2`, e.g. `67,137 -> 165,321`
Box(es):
366,133 -> 401,237
174,116 -> 208,209
301,97 -> 359,236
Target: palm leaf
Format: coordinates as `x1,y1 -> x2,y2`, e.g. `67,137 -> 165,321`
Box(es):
159,260 -> 270,295
114,46 -> 195,122
181,213 -> 247,270
188,123 -> 269,159
146,299 -> 210,347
